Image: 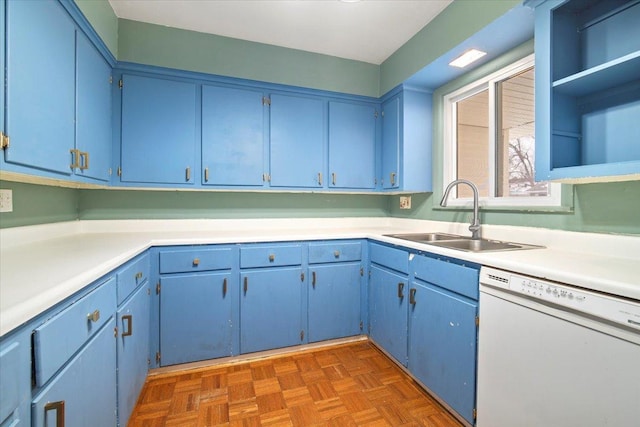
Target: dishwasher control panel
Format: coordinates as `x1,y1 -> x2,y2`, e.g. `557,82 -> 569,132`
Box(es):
480,267 -> 640,332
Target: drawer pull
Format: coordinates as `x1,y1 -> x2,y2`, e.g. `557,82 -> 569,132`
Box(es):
268,254 -> 275,262
312,271 -> 317,287
204,167 -> 210,182
80,151 -> 90,170
332,172 -> 336,185
244,277 -> 248,294
397,282 -> 404,299
193,258 -> 200,266
390,172 -> 396,186
410,288 -> 417,306
70,149 -> 80,169
45,400 -> 65,427
122,314 -> 133,337
87,310 -> 100,323
334,250 -> 340,258
223,278 -> 228,296
186,166 -> 191,181
135,272 -> 143,280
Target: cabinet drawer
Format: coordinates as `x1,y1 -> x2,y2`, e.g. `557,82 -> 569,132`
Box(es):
32,318 -> 117,427
308,241 -> 362,264
412,255 -> 479,300
33,277 -> 116,387
240,244 -> 302,268
117,253 -> 150,305
370,242 -> 409,274
160,247 -> 233,274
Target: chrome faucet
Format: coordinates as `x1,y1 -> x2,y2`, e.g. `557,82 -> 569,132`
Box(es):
440,179 -> 481,240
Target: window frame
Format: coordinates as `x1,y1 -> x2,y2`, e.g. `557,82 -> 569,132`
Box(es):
442,54 -> 561,208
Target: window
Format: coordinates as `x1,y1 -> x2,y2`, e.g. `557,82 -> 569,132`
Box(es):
443,54 -> 560,207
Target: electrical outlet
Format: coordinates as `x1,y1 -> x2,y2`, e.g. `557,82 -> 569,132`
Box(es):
399,196 -> 411,209
0,189 -> 13,213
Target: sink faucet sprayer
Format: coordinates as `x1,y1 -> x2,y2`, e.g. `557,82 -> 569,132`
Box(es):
440,179 -> 480,240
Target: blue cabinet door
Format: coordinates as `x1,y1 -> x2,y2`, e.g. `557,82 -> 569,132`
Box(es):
120,74 -> 196,184
381,96 -> 400,189
269,93 -> 324,188
328,101 -> 376,189
75,31 -> 112,182
32,318 -> 117,427
369,264 -> 408,365
4,0 -> 75,175
1,0 -> 5,142
0,328 -> 31,427
160,272 -> 233,365
408,281 -> 478,425
202,85 -> 266,186
240,267 -> 303,353
308,263 -> 362,342
117,284 -> 151,426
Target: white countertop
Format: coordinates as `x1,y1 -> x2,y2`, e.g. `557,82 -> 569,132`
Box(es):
1,218 -> 639,336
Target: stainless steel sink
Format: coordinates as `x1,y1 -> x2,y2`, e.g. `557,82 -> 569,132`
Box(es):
384,232 -> 469,243
384,233 -> 544,252
427,238 -> 543,253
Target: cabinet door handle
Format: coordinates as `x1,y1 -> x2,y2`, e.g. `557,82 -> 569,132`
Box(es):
244,276 -> 248,294
397,282 -> 404,299
317,172 -> 322,186
186,166 -> 191,181
312,271 -> 316,287
390,172 -> 396,186
332,172 -> 336,186
87,310 -> 100,323
70,149 -> 81,169
269,254 -> 275,262
410,288 -> 417,305
204,167 -> 210,182
334,250 -> 340,258
193,258 -> 200,266
223,278 -> 228,296
80,151 -> 89,170
122,314 -> 133,337
135,272 -> 143,281
45,400 -> 65,427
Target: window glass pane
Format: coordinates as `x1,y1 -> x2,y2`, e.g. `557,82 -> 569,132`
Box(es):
497,68 -> 549,197
456,89 -> 489,197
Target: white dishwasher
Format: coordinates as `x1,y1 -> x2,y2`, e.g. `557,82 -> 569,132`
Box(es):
477,266 -> 640,427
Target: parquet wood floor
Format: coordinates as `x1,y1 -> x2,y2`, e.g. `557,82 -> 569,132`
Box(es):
128,341 -> 464,427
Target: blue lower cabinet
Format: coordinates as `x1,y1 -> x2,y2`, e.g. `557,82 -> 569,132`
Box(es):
308,263 -> 362,342
160,272 -> 233,365
369,264 -> 408,366
408,281 -> 478,424
240,267 -> 303,353
117,284 -> 151,426
0,328 -> 31,427
32,318 -> 117,427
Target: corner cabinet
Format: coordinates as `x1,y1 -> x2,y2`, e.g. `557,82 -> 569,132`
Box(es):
380,86 -> 433,192
528,0 -> 640,182
119,74 -> 197,185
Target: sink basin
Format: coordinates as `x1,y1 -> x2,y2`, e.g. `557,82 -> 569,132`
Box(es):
427,238 -> 543,253
384,232 -> 468,243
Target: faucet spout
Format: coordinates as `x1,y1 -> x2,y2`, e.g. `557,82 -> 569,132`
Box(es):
440,179 -> 481,240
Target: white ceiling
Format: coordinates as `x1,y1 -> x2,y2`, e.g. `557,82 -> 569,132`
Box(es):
107,0 -> 453,65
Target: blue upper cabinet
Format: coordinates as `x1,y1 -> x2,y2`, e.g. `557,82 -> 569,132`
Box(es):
380,87 -> 433,192
269,93 -> 325,188
119,74 -> 197,185
530,0 -> 640,182
202,85 -> 267,187
0,0 -> 5,148
75,32 -> 112,183
3,0 -> 76,176
328,101 -> 377,189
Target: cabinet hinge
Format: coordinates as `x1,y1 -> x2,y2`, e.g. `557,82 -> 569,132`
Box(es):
381,110 -> 385,117
359,321 -> 363,331
473,408 -> 477,420
374,110 -> 379,118
0,132 -> 9,150
475,316 -> 479,326
360,267 -> 364,277
300,330 -> 304,341
147,287 -> 151,296
109,76 -> 113,84
119,79 -> 123,89
156,282 -> 161,295
147,358 -> 151,366
262,173 -> 271,182
114,327 -> 118,337
108,168 -> 113,176
262,97 -> 271,106
117,166 -> 122,177
156,352 -> 161,364
301,273 -> 305,282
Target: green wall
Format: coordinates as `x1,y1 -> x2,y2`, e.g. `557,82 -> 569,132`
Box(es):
0,181 -> 79,228
77,190 -> 389,220
74,0 -> 118,57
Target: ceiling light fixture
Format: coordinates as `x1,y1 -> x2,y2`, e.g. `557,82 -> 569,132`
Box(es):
449,49 -> 487,68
